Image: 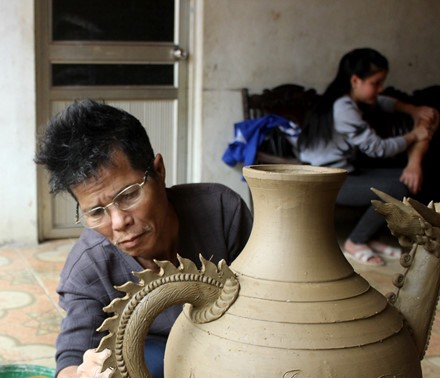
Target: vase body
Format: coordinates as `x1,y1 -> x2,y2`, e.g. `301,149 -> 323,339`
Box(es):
164,165 -> 421,377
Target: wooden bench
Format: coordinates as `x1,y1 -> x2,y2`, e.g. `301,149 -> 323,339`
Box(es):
241,84 -> 317,164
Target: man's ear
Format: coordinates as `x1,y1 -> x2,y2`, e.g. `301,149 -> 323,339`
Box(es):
152,153 -> 166,183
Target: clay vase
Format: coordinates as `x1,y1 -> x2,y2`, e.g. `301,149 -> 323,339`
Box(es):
164,164 -> 422,377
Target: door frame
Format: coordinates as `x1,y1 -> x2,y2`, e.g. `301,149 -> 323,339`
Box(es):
35,0 -> 199,241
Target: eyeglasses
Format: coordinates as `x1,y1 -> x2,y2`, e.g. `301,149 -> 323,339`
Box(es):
75,170 -> 149,229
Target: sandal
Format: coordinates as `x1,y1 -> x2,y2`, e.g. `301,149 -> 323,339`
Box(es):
343,248 -> 385,266
368,241 -> 402,260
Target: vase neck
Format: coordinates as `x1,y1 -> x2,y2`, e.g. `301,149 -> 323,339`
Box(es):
232,166 -> 353,282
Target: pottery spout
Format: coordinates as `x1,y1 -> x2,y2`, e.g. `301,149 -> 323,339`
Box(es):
372,187 -> 440,359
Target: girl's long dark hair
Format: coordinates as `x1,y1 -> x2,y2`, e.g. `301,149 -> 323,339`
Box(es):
298,48 -> 389,149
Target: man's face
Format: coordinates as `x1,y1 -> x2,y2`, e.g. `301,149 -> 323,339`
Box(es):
71,150 -> 175,262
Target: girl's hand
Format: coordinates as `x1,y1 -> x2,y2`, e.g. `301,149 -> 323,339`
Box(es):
77,348 -> 114,378
412,106 -> 439,127
413,109 -> 439,140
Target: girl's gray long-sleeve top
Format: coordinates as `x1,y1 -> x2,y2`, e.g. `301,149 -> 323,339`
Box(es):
299,95 -> 408,172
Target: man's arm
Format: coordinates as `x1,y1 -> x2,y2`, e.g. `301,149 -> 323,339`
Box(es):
55,292 -> 108,375
393,100 -> 439,194
400,139 -> 429,194
54,233 -> 138,376
394,100 -> 439,126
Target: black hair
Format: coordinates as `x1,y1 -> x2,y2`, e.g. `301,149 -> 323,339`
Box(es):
298,48 -> 389,149
34,98 -> 155,194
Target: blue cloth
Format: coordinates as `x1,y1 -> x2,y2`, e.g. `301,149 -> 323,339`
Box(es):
144,335 -> 167,378
222,114 -> 300,167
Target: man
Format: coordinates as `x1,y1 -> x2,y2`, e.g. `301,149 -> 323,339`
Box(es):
34,99 -> 253,378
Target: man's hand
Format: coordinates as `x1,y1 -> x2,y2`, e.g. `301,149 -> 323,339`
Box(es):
57,366 -> 80,378
400,163 -> 423,194
77,348 -> 114,378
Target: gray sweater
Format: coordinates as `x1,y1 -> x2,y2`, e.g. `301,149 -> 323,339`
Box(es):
299,95 -> 408,172
55,183 -> 253,375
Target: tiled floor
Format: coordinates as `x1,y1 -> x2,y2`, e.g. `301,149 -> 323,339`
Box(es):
0,239 -> 75,369
0,238 -> 439,377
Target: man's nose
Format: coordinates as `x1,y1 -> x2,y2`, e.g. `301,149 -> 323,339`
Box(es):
108,206 -> 133,230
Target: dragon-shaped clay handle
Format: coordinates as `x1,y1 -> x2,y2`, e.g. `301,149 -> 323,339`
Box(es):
96,255 -> 240,378
371,188 -> 440,359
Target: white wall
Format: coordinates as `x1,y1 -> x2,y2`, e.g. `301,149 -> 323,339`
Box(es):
0,1 -> 37,245
202,0 -> 440,203
1,0 -> 439,244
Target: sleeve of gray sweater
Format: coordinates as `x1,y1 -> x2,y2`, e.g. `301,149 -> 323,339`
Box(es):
333,95 -> 408,159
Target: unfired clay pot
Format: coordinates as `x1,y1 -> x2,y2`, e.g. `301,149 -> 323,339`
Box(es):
98,164 -> 440,378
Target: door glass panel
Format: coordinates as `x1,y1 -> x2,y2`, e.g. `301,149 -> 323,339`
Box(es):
52,0 -> 174,42
52,64 -> 174,86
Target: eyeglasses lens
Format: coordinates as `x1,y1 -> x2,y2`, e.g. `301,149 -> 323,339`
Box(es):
113,184 -> 144,210
76,171 -> 148,229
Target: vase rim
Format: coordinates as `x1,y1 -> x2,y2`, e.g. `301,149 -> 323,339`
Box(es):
243,164 -> 347,180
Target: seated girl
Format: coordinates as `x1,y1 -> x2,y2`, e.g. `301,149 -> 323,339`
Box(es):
298,47 -> 439,266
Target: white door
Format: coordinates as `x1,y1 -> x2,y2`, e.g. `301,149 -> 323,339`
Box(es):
36,0 -> 190,240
